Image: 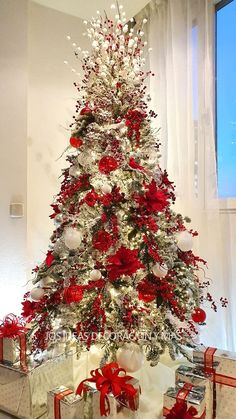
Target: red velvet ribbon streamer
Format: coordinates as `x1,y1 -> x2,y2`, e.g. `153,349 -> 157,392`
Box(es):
76,362 -> 138,417
0,314 -> 27,370
54,389 -> 73,419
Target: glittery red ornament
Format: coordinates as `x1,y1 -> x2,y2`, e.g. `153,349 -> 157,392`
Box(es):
191,307 -> 206,323
70,136 -> 83,148
80,107 -> 92,115
63,285 -> 83,304
98,156 -> 118,174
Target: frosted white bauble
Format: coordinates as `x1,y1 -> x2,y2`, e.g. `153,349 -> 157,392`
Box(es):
153,263 -> 168,278
90,269 -> 102,281
89,345 -> 104,364
176,231 -> 193,252
116,343 -> 144,372
40,276 -> 55,287
64,227 -> 83,250
30,287 -> 45,301
69,166 -> 80,178
101,184 -> 112,194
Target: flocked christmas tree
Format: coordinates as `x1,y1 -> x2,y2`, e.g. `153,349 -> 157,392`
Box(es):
22,5 -> 225,370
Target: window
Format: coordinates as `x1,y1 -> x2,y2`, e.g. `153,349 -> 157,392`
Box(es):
216,0 -> 236,198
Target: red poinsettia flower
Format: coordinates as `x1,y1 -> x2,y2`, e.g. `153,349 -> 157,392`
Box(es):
98,156 -> 118,174
45,251 -> 54,267
92,230 -> 114,252
84,190 -> 98,207
107,246 -> 144,281
136,180 -> 169,213
21,300 -> 38,319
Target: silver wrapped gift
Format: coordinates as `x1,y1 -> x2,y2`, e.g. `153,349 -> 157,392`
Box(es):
0,335 -> 29,366
163,383 -> 206,418
48,386 -> 84,419
193,345 -> 236,418
0,353 -> 74,418
83,378 -> 140,419
176,365 -> 213,419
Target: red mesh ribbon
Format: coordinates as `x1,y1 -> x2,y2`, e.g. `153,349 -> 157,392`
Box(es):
0,314 -> 27,370
76,362 -> 138,417
54,389 -> 74,419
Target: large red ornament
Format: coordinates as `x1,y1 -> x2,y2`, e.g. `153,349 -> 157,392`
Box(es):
191,307 -> 206,323
70,136 -> 83,148
98,156 -> 118,174
80,107 -> 92,115
63,285 -> 83,304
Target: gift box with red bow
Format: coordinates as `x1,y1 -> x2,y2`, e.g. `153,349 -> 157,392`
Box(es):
47,386 -> 84,419
76,362 -> 140,418
193,346 -> 236,418
0,353 -> 74,418
0,314 -> 29,370
163,383 -> 206,419
175,365 -> 213,419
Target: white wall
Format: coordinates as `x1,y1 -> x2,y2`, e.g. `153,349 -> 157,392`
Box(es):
0,0 -> 28,316
0,0 -> 87,317
27,2 -> 87,272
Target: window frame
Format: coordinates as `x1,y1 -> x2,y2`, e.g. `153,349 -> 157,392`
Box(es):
215,0 -> 236,212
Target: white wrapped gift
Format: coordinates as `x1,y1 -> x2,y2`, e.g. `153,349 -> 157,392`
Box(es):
47,386 -> 84,419
0,353 -> 74,418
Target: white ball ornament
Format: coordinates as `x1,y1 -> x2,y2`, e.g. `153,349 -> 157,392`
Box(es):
30,287 -> 45,301
89,269 -> 102,281
69,166 -> 80,178
153,263 -> 168,278
40,276 -> 55,287
89,345 -> 104,364
100,183 -> 112,194
64,227 -> 83,250
176,231 -> 193,252
116,343 -> 144,372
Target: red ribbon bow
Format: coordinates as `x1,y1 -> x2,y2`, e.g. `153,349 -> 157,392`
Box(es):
0,314 -> 26,338
166,400 -> 198,419
76,362 -> 138,417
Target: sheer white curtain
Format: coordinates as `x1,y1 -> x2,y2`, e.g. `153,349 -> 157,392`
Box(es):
136,0 -> 235,351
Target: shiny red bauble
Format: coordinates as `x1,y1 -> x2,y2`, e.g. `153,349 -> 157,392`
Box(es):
98,156 -> 118,174
191,307 -> 206,323
63,285 -> 83,304
80,107 -> 92,115
70,136 -> 83,148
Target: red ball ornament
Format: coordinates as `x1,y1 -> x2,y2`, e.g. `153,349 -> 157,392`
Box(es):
63,285 -> 83,304
70,136 -> 83,148
191,307 -> 206,323
80,107 -> 92,115
98,156 -> 118,174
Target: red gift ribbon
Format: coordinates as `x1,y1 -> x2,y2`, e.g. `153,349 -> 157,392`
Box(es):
200,347 -> 236,419
163,405 -> 206,419
76,362 -> 138,417
54,389 -> 74,419
0,314 -> 27,370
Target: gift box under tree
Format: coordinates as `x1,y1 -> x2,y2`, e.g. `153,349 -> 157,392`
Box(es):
48,385 -> 84,419
0,314 -> 29,370
77,362 -> 140,418
0,353 -> 74,419
193,346 -> 236,418
175,364 -> 213,419
163,382 -> 206,418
